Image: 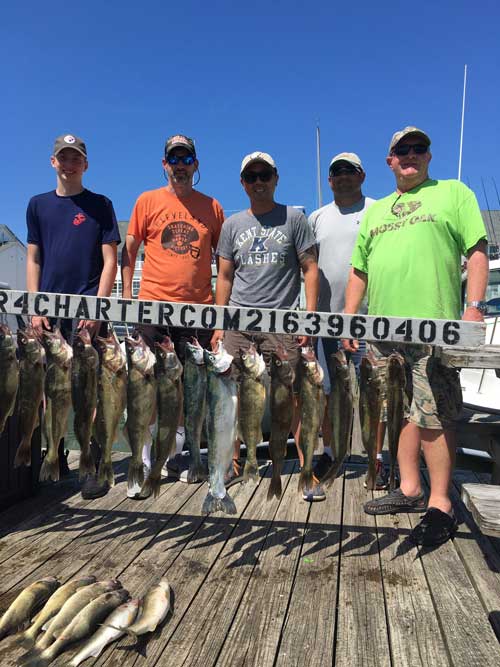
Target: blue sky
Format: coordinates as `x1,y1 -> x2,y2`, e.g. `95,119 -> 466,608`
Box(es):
2,1 -> 499,241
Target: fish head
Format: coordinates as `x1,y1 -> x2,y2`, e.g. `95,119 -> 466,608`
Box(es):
271,346 -> 294,384
42,327 -> 73,364
0,323 -> 15,352
387,352 -> 406,385
155,337 -> 182,376
125,333 -> 155,374
95,331 -> 126,372
17,326 -> 42,360
240,343 -> 266,379
300,346 -> 324,385
203,340 -> 233,374
185,337 -> 205,365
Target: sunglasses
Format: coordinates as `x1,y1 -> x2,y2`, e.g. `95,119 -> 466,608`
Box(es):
392,144 -> 428,157
242,170 -> 275,184
166,154 -> 195,165
329,166 -> 359,177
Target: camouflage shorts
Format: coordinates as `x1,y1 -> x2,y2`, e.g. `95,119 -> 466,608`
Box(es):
368,342 -> 462,430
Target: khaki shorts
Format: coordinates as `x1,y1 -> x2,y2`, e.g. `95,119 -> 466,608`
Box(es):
223,330 -> 301,393
369,342 -> 462,430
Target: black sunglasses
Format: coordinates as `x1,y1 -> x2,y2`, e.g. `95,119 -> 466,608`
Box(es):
329,166 -> 359,177
242,170 -> 275,184
166,154 -> 196,165
392,143 -> 428,157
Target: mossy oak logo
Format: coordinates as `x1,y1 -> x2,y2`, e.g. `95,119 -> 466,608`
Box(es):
161,221 -> 200,258
391,200 -> 422,218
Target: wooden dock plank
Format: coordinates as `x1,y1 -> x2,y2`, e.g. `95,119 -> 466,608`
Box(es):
215,462 -> 307,667
91,466 -> 271,667
335,465 -> 391,667
160,464 -> 295,667
275,466 -> 344,667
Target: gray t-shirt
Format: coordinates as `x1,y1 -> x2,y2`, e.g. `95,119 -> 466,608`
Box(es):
216,204 -> 315,309
309,196 -> 375,312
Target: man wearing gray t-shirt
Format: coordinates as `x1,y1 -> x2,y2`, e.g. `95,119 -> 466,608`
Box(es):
213,151 -> 321,499
308,152 -> 387,488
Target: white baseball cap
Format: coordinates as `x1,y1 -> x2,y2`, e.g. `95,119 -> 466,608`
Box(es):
240,151 -> 276,175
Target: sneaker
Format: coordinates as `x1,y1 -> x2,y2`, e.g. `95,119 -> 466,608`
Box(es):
313,452 -> 334,480
224,458 -> 243,488
364,460 -> 389,490
179,458 -> 208,483
409,508 -> 458,547
163,453 -> 190,480
127,464 -> 151,499
302,478 -> 326,502
81,475 -> 110,500
364,487 -> 427,515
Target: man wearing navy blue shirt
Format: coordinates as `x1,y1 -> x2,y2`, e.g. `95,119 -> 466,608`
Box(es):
26,134 -> 120,339
26,134 -> 120,496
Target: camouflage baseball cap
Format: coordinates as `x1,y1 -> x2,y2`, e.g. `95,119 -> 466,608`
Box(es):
389,126 -> 431,154
53,134 -> 87,158
329,152 -> 364,172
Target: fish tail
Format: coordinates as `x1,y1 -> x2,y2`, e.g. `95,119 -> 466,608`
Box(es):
127,460 -> 144,487
98,460 -> 115,487
202,492 -> 237,515
78,449 -> 96,480
298,469 -> 313,493
141,474 -> 161,498
187,462 -> 207,483
14,440 -> 32,468
39,456 -> 60,482
243,460 -> 259,483
267,467 -> 282,500
18,649 -> 51,667
321,459 -> 342,487
125,628 -> 139,641
14,625 -> 37,648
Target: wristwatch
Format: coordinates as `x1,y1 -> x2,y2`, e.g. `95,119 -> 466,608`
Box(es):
466,300 -> 488,313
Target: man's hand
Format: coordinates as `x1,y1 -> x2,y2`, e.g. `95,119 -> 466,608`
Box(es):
462,306 -> 484,323
342,338 -> 359,353
296,335 -> 310,347
77,320 -> 101,339
210,329 -> 224,350
31,315 -> 50,340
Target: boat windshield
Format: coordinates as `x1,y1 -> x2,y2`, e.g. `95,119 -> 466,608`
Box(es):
486,269 -> 500,315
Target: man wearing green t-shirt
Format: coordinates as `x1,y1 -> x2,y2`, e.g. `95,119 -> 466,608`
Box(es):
343,126 -> 488,547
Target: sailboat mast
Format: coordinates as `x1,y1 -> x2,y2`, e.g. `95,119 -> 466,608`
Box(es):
316,124 -> 322,209
458,64 -> 467,181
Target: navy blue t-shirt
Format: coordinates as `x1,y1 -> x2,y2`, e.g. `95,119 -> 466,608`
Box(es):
26,189 -> 121,295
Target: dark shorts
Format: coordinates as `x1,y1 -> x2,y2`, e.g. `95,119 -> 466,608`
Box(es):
223,330 -> 301,393
134,324 -> 212,364
369,342 -> 462,431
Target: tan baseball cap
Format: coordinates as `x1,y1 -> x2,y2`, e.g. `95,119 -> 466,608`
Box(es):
53,134 -> 87,158
329,152 -> 363,172
240,151 -> 276,174
389,126 -> 431,154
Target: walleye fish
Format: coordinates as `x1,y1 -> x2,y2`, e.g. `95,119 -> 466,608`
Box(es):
94,330 -> 127,487
183,338 -> 208,483
16,575 -> 96,648
202,341 -> 238,515
14,328 -> 44,467
0,323 -> 19,437
35,579 -> 122,650
239,344 -> 266,482
0,577 -> 59,641
72,329 -> 99,480
359,352 -> 382,491
298,347 -> 325,493
321,350 -> 354,486
69,598 -> 140,666
141,337 -> 183,498
124,333 -> 156,488
39,328 -> 73,482
267,344 -> 294,500
386,352 -> 406,491
120,579 -> 170,639
24,589 -> 129,667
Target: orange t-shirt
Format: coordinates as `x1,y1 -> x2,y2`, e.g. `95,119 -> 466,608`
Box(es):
128,187 -> 224,303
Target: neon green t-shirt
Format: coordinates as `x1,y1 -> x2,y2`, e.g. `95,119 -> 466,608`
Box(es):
351,179 -> 487,319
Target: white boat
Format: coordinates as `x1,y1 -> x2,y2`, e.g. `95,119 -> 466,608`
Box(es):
460,258 -> 500,413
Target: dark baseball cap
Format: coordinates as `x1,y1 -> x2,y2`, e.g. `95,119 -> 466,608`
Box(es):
165,134 -> 196,157
53,134 -> 87,158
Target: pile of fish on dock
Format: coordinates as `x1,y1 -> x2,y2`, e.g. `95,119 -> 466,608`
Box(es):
0,321 -> 407,513
0,575 -> 171,666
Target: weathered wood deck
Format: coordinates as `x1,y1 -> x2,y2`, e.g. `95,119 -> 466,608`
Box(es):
1,434 -> 500,666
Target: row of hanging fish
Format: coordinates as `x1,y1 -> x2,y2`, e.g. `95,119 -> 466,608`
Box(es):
0,574 -> 171,667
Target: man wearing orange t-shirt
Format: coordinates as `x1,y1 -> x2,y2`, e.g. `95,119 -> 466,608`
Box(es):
122,134 -> 224,491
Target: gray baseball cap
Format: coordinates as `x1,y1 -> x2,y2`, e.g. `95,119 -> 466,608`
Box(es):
389,126 -> 431,154
165,134 -> 196,156
329,152 -> 364,172
53,134 -> 87,158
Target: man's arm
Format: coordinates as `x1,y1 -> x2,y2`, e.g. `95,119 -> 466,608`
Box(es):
78,242 -> 119,337
464,239 -> 489,322
26,243 -> 49,337
342,267 -> 368,352
211,257 -> 235,349
121,234 -> 141,299
298,245 -> 319,346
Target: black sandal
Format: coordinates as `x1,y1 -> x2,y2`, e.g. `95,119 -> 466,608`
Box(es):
409,508 -> 458,546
